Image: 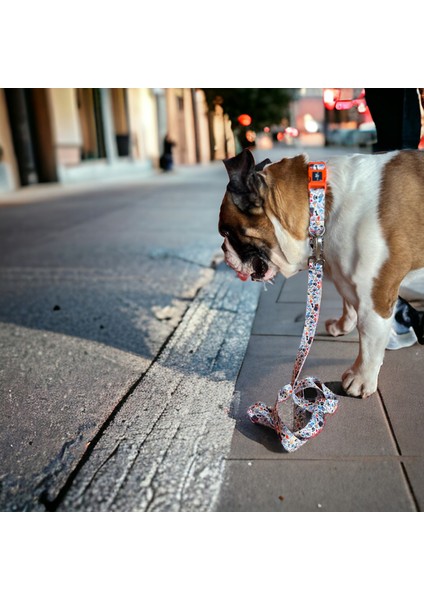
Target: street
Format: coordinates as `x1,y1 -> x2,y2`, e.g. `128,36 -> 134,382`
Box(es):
0,160 -> 261,510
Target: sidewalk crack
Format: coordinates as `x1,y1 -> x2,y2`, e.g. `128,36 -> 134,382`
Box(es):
376,386 -> 420,511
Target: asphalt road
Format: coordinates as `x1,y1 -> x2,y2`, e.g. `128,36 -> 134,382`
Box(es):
0,162 -> 261,511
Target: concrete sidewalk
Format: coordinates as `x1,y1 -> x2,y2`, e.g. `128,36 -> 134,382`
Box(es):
217,271 -> 424,511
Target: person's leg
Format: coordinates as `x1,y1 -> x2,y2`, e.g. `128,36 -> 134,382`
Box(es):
365,88 -> 404,152
402,88 -> 422,149
386,298 -> 418,350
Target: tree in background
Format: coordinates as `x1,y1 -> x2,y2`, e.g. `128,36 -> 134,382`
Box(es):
203,88 -> 296,148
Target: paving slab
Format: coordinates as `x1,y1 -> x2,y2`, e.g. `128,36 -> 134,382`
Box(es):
378,343 -> 424,456
402,459 -> 424,510
217,459 -> 416,512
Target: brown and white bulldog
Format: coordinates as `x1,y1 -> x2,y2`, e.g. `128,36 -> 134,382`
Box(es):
218,148 -> 424,398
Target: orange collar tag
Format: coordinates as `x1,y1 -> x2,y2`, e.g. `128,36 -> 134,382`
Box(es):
308,161 -> 327,190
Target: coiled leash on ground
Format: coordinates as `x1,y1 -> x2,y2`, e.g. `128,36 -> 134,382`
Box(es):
247,162 -> 339,452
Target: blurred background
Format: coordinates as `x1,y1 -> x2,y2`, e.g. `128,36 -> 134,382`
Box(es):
2,87 -> 423,194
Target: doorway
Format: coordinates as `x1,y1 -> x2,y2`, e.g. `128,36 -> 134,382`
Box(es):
4,88 -> 58,186
76,88 -> 107,160
111,88 -> 130,157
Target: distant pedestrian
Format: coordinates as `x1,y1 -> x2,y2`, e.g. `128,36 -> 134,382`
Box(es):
160,134 -> 176,172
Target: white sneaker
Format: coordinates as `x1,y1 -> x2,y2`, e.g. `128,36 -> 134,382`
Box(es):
386,327 -> 417,350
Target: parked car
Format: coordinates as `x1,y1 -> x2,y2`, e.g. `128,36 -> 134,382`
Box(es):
326,123 -> 377,148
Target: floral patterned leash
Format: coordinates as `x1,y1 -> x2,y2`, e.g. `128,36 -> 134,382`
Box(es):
247,162 -> 339,452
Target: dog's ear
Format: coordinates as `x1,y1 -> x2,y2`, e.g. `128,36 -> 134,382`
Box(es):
223,149 -> 267,214
255,158 -> 271,172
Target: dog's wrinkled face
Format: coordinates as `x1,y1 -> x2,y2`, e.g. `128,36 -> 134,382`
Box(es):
218,149 -> 280,282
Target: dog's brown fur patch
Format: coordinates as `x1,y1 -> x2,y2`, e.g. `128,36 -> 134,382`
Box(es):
261,155 -> 310,240
372,151 -> 424,317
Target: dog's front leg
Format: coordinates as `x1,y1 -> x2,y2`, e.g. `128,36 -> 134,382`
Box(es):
326,299 -> 357,337
342,308 -> 392,398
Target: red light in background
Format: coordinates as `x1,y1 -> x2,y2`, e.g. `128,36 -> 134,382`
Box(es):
331,89 -> 367,111
285,127 -> 299,137
335,99 -> 354,110
323,88 -> 341,111
238,114 -> 252,126
335,96 -> 368,112
276,132 -> 284,142
264,126 -> 270,133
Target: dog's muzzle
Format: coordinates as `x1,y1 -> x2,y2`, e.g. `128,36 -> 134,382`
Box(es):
222,236 -> 276,282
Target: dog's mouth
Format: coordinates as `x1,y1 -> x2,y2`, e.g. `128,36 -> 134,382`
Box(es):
222,237 -> 277,283
235,254 -> 277,283
251,255 -> 268,281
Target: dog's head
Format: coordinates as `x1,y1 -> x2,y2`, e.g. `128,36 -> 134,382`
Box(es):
218,149 -> 277,282
218,149 -> 310,282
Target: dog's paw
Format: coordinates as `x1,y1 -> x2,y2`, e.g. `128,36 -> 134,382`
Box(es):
341,367 -> 377,399
325,318 -> 344,337
325,318 -> 354,337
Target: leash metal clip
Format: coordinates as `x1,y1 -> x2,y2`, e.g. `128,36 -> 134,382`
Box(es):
310,234 -> 325,265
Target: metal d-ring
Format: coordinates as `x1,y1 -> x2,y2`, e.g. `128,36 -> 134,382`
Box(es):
310,235 -> 324,263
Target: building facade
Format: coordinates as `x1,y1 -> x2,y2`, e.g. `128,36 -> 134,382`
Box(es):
0,88 -> 214,193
